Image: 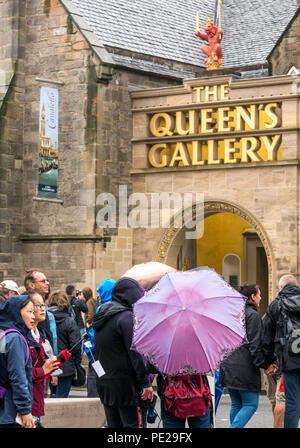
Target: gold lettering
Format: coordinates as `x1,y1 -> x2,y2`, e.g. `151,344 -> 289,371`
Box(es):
264,103 -> 281,129
169,142 -> 190,167
236,105 -> 258,131
150,113 -> 174,137
240,137 -> 262,162
201,109 -> 216,133
148,144 -> 168,168
261,135 -> 281,161
220,84 -> 230,100
193,86 -> 205,102
218,107 -> 234,132
207,140 -> 220,164
205,85 -> 218,102
175,110 -> 198,135
224,139 -> 238,164
191,141 -> 205,165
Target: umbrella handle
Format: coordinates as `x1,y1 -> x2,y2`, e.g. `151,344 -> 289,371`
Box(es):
69,332 -> 89,353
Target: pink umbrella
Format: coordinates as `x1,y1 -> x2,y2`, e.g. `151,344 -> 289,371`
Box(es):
132,269 -> 247,376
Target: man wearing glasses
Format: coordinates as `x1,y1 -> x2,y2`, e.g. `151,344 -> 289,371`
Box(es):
24,271 -> 50,299
24,270 -> 58,359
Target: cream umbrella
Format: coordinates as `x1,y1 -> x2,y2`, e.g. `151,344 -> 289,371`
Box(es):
122,261 -> 176,290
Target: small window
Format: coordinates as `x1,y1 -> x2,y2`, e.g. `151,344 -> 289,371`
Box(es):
222,254 -> 241,287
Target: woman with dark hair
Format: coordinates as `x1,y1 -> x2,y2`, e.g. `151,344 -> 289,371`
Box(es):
219,284 -> 277,428
48,291 -> 82,398
0,295 -> 36,428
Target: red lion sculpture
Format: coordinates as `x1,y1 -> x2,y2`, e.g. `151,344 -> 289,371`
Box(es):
195,18 -> 223,70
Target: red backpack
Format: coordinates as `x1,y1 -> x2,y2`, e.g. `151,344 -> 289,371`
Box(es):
164,374 -> 211,419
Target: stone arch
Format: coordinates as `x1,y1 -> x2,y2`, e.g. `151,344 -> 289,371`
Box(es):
156,199 -> 275,303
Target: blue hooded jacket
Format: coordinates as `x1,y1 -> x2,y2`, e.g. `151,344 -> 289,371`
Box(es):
0,295 -> 33,424
84,279 -> 116,363
96,279 -> 116,307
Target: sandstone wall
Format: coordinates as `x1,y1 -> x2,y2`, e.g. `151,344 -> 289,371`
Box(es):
269,12 -> 300,75
0,0 -> 181,290
131,76 -> 300,301
0,0 -> 25,282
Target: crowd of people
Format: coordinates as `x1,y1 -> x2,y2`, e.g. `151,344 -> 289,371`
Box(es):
0,269 -> 300,429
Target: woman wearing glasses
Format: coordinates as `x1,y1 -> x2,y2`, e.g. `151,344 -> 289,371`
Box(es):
0,295 -> 35,428
26,291 -> 60,427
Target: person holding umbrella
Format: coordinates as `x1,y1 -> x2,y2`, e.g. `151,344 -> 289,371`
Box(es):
147,366 -> 212,428
131,268 -> 249,427
219,284 -> 277,428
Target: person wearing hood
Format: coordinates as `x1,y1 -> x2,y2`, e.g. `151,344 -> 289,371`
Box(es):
219,284 -> 276,428
0,295 -> 35,428
84,278 -> 116,398
96,278 -> 116,308
93,277 -> 153,428
262,274 -> 300,428
48,291 -> 82,398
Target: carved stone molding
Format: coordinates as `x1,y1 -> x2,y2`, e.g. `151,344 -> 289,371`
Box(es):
156,200 -> 274,302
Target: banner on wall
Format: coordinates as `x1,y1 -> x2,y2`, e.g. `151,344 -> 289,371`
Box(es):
38,86 -> 59,197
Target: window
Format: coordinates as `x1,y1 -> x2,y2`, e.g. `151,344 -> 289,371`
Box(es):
222,254 -> 241,287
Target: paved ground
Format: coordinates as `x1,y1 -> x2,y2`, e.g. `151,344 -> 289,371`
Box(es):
214,393 -> 274,428
69,386 -> 278,428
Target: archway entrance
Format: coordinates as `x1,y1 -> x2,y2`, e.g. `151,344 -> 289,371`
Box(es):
156,201 -> 273,316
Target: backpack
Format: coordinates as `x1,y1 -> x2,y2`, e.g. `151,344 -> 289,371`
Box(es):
164,374 -> 211,419
69,298 -> 77,322
275,298 -> 300,370
0,329 -> 30,408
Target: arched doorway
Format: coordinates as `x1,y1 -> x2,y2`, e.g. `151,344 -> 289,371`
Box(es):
156,200 -> 273,315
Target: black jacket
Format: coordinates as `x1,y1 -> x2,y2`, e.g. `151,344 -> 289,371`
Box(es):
48,306 -> 82,377
93,278 -> 150,407
262,284 -> 300,373
219,300 -> 269,392
68,296 -> 88,329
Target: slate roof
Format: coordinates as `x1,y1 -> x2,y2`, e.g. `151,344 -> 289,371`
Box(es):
70,0 -> 299,76
222,0 -> 299,68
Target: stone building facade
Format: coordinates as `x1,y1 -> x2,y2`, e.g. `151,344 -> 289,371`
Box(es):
1,0 -> 300,298
268,7 -> 300,75
130,75 -> 300,310
0,0 -> 186,290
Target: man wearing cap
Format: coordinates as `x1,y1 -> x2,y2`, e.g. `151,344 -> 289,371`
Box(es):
0,280 -> 19,303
